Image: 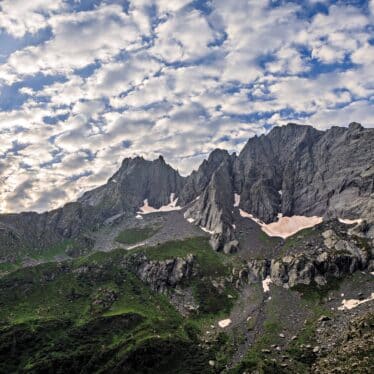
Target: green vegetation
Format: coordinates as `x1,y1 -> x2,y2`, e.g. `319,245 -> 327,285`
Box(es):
31,239 -> 79,260
0,237 -> 237,373
115,227 -> 159,245
291,277 -> 342,303
0,261 -> 20,273
280,227 -> 316,254
141,237 -> 229,277
230,319 -> 285,374
258,231 -> 280,246
0,239 -> 89,278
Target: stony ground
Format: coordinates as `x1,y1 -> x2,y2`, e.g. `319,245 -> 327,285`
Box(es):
92,210 -> 205,252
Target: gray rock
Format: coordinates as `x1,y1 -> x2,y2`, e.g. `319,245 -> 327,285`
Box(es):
123,253 -> 195,293
244,232 -> 372,288
1,123 -> 373,258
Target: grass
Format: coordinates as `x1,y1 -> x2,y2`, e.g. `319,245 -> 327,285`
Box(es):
0,240 -> 87,278
258,231 -> 280,246
141,237 -> 229,276
291,276 -> 342,303
115,227 -> 159,245
31,239 -> 78,261
0,262 -> 20,273
279,227 -> 316,254
0,236 -> 235,373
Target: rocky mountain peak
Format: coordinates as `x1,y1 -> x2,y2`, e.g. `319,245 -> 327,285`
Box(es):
348,121 -> 363,131
0,122 -> 373,256
79,155 -> 184,216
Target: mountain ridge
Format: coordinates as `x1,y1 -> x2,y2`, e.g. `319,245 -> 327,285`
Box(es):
0,122 -> 373,259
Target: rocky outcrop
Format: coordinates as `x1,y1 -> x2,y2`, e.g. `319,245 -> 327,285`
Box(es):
183,157 -> 238,253
178,149 -> 232,206
123,253 -> 195,293
79,155 -> 185,215
236,122 -> 374,223
243,229 -> 372,288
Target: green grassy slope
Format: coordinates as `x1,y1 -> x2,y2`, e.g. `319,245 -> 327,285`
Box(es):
0,237 -> 236,373
115,227 -> 159,245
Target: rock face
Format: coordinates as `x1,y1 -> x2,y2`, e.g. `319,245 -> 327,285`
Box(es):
0,122 -> 373,256
237,122 -> 374,223
0,202 -> 99,260
0,156 -> 184,259
243,227 -> 372,288
184,122 -> 374,251
123,253 -> 195,293
79,155 -> 185,215
183,157 -> 238,253
178,149 -> 232,206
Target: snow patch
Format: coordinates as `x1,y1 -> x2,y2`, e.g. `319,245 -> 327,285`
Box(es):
126,243 -> 145,250
239,209 -> 265,225
338,218 -> 363,225
262,276 -> 272,293
138,193 -> 181,214
187,217 -> 195,223
239,209 -> 323,239
218,319 -> 232,328
200,226 -> 215,235
234,193 -> 240,207
338,293 -> 374,310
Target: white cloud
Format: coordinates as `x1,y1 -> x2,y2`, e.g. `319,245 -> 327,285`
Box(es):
0,0 -> 373,213
151,9 -> 215,63
308,100 -> 374,129
0,0 -> 65,37
84,53 -> 162,99
0,4 -> 143,82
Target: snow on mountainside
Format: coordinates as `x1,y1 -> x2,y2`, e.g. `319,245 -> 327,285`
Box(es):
0,122 -> 373,258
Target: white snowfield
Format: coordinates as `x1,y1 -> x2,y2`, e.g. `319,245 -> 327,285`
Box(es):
338,293 -> 374,310
126,243 -> 145,250
262,276 -> 272,293
338,218 -> 363,225
234,193 -> 240,207
200,226 -> 215,235
138,193 -> 181,214
239,210 -> 323,239
218,319 -> 232,328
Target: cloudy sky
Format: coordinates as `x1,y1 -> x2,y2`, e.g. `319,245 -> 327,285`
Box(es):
0,0 -> 373,213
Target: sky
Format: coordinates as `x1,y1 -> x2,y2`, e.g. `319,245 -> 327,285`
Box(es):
0,0 -> 373,213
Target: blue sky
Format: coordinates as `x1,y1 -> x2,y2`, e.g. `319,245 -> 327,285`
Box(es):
0,0 -> 373,212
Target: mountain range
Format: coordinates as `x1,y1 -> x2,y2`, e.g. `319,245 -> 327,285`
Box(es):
1,122 -> 373,259
0,122 -> 373,373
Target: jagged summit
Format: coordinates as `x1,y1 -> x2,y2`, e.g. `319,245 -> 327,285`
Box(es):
79,155 -> 185,214
0,122 -> 373,256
